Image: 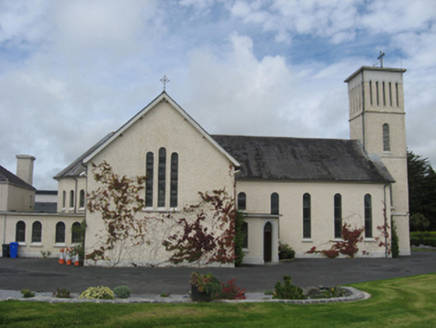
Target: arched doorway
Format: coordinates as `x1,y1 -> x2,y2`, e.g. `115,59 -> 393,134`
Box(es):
263,222 -> 272,263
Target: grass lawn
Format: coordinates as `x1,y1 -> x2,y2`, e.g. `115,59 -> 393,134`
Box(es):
0,274 -> 435,327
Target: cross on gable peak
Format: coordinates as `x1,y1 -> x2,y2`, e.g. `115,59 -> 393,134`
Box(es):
160,75 -> 170,91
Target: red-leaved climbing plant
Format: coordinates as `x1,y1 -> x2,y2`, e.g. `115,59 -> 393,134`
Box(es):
86,161 -> 152,263
162,189 -> 236,265
306,223 -> 364,258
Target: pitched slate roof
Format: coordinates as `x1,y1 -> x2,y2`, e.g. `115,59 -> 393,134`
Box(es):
0,165 -> 36,190
54,132 -> 115,179
212,135 -> 394,183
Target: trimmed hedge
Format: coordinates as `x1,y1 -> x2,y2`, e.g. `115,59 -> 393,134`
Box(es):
410,232 -> 436,247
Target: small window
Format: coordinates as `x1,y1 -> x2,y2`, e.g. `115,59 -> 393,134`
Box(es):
79,190 -> 85,208
32,221 -> 42,243
241,221 -> 248,248
158,147 -> 166,207
303,193 -> 311,239
62,191 -> 66,208
334,194 -> 342,239
16,221 -> 26,242
238,192 -> 246,211
383,123 -> 390,151
55,222 -> 66,243
146,152 -> 154,207
271,193 -> 279,215
71,222 -> 82,244
170,153 -> 178,208
69,190 -> 74,208
364,194 -> 372,238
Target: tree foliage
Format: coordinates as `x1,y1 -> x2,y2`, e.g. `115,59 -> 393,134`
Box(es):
408,151 -> 436,231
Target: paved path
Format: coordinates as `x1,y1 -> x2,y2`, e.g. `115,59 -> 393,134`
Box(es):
0,251 -> 435,295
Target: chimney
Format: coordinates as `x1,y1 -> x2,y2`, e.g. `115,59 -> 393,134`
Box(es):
16,155 -> 36,186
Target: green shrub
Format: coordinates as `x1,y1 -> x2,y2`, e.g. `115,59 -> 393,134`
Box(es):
423,237 -> 436,247
189,271 -> 221,302
279,242 -> 295,260
391,221 -> 399,258
54,288 -> 71,298
79,286 -> 114,300
273,275 -> 305,300
113,285 -> 131,299
20,289 -> 35,298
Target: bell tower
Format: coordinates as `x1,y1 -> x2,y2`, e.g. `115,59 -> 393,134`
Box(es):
344,65 -> 410,256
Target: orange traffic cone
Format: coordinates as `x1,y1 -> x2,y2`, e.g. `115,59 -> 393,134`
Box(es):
74,253 -> 80,266
59,248 -> 65,264
66,248 -> 72,265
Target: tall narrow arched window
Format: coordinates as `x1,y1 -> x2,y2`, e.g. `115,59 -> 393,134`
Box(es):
55,222 -> 66,243
145,152 -> 154,207
16,221 -> 26,242
376,81 -> 380,106
364,194 -> 372,238
271,193 -> 279,215
241,221 -> 248,248
69,190 -> 74,208
238,192 -> 246,211
62,191 -> 66,208
79,190 -> 85,208
383,123 -> 390,151
170,153 -> 178,208
334,194 -> 342,238
369,81 -> 373,105
303,193 -> 311,239
71,222 -> 82,243
158,147 -> 166,207
32,221 -> 42,243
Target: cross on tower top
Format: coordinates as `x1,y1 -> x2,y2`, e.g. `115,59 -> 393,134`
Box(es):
160,75 -> 170,91
377,51 -> 385,68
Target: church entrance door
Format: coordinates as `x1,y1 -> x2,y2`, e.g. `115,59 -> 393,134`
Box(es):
263,222 -> 272,263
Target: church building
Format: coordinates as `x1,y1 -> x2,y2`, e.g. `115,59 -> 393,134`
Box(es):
0,65 -> 410,266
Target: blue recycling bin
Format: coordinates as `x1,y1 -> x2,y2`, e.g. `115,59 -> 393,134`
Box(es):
10,242 -> 18,258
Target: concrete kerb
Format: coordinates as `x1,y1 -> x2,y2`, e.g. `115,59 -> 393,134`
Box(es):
0,286 -> 369,304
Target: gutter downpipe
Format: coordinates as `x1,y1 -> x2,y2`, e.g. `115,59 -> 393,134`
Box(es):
2,214 -> 6,245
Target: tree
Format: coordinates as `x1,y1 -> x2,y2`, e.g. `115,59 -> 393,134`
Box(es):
407,151 -> 436,231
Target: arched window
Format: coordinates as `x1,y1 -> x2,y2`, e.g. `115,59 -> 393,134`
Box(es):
32,221 -> 42,243
158,147 -> 166,207
62,191 -> 66,208
364,194 -> 372,238
170,153 -> 178,208
16,221 -> 26,242
69,190 -> 74,208
241,221 -> 248,248
303,193 -> 311,239
71,222 -> 82,244
55,222 -> 66,243
145,152 -> 154,207
383,123 -> 390,151
271,193 -> 279,215
79,190 -> 85,208
238,192 -> 246,211
334,194 -> 342,238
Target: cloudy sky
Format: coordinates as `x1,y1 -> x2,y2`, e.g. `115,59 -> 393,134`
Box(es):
1,0 -> 435,190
